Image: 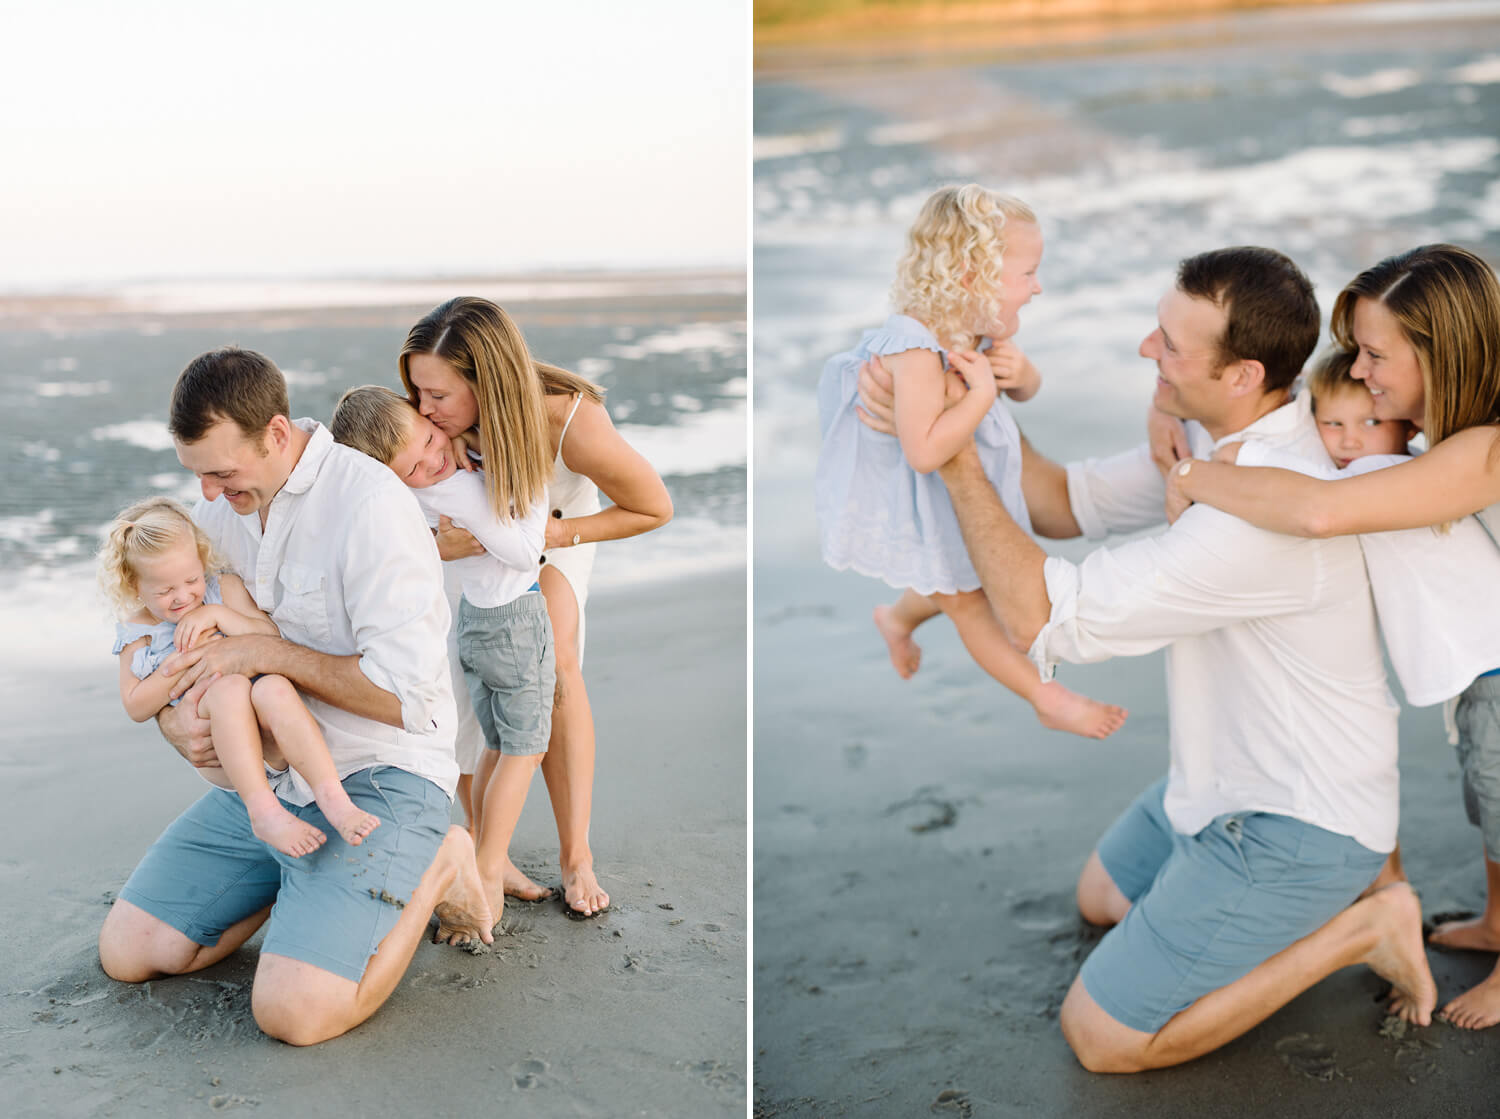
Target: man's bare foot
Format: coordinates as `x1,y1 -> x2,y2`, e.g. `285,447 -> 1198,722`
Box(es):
246,796 -> 326,858
1430,914 -> 1500,952
1360,883 -> 1437,1026
1439,966 -> 1500,1030
1032,680 -> 1127,740
873,605 -> 921,679
563,860 -> 610,916
432,827 -> 495,947
312,783 -> 380,847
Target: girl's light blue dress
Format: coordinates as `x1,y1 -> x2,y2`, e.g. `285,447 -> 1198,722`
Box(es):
112,574 -> 224,707
815,314 -> 1031,595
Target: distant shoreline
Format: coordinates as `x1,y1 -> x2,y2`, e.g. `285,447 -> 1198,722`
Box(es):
0,269 -> 746,332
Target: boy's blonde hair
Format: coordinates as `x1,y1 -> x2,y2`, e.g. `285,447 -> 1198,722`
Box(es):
1306,347 -> 1362,410
98,497 -> 222,617
891,184 -> 1037,352
331,385 -> 418,465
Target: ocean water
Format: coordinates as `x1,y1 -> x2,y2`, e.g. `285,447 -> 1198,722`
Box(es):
754,2 -> 1500,580
0,275 -> 745,668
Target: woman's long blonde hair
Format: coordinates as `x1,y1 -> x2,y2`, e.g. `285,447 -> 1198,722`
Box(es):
891,185 -> 1037,352
398,298 -> 602,518
1331,244 -> 1500,447
98,497 -> 223,617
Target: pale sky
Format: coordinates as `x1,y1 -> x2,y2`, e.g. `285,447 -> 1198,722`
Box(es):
1,0 -> 748,289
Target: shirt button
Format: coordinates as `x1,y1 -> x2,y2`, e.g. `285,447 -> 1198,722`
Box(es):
539,555 -> 547,564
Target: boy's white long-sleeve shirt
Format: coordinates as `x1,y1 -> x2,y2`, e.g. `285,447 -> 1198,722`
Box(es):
413,469 -> 548,609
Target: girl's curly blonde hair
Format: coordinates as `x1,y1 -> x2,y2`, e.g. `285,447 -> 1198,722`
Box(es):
891,185 -> 1037,352
98,497 -> 224,617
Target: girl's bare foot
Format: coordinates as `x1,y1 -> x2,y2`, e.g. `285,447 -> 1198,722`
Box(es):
1362,884 -> 1438,1027
563,860 -> 610,916
246,795 -> 327,858
311,783 -> 380,847
1032,680 -> 1127,740
873,605 -> 921,679
1439,966 -> 1500,1030
1430,914 -> 1500,952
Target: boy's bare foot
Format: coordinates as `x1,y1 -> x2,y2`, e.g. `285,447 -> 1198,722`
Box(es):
1361,883 -> 1437,1026
873,605 -> 921,679
312,784 -> 381,847
1430,914 -> 1500,952
563,860 -> 610,916
246,796 -> 327,858
1032,680 -> 1127,740
432,828 -> 495,947
1439,967 -> 1500,1030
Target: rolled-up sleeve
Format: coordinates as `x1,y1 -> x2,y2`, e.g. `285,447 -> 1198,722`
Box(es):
1029,504 -> 1323,678
340,491 -> 451,734
1066,443 -> 1170,540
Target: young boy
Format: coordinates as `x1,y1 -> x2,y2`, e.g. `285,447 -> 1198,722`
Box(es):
332,386 -> 553,942
1306,348 -> 1415,467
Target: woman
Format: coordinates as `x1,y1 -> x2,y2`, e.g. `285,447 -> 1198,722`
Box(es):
1167,243 -> 1500,1028
401,297 -> 673,918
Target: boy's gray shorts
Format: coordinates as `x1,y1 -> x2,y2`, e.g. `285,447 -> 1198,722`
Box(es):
457,590 -> 555,757
1456,674 -> 1500,858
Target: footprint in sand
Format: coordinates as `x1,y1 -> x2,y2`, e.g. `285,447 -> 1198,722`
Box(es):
1274,1033 -> 1340,1082
512,1058 -> 547,1089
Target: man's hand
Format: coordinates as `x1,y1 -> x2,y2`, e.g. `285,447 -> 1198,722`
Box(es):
1147,405 -> 1191,478
988,339 -> 1041,402
158,673 -> 220,768
434,515 -> 486,560
856,353 -> 966,435
164,634 -> 278,700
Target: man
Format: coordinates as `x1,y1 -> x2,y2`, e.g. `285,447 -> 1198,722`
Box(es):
98,347 -> 492,1046
864,247 -> 1435,1071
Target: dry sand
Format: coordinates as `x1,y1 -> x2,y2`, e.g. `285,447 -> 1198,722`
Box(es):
754,557 -> 1500,1117
2,569 -> 746,1118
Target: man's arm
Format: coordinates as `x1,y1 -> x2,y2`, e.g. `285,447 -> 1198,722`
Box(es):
1017,430 -> 1082,539
938,443 -> 1054,649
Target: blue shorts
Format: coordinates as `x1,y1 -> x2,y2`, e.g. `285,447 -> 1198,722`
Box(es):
1456,675 -> 1500,859
1081,778 -> 1387,1034
457,591 -> 556,757
117,766 -> 449,983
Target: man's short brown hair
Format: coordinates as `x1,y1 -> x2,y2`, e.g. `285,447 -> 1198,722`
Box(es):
169,347 -> 290,443
1177,247 -> 1321,394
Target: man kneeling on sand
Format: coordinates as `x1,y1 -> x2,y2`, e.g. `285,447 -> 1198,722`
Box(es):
98,347 -> 493,1045
862,246 -> 1436,1071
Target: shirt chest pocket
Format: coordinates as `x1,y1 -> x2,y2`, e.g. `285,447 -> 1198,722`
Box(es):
274,562 -> 334,650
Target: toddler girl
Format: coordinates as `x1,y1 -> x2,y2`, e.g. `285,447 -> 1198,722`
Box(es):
101,496 -> 380,856
815,185 -> 1126,739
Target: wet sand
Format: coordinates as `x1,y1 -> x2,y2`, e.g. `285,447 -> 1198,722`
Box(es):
754,556 -> 1500,1115
2,569 -> 746,1118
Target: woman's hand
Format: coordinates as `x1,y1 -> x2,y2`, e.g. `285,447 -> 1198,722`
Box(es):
434,515 -> 485,560
1165,459 -> 1195,524
1148,405 -> 1191,479
545,512 -> 576,550
988,339 -> 1041,402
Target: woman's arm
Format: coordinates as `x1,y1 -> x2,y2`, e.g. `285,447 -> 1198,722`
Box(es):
891,348 -> 996,475
549,397 -> 674,548
1175,423 -> 1500,536
119,639 -> 185,723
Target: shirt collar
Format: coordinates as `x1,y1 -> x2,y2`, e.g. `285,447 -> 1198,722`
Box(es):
1211,392 -> 1310,452
281,418 -> 334,497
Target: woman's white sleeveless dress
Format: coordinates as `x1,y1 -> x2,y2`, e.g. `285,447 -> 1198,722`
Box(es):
540,393 -> 602,662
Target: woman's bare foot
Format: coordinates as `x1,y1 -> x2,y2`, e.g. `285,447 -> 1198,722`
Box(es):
1430,914 -> 1500,952
873,605 -> 921,679
432,828 -> 495,947
245,794 -> 326,858
563,860 -> 610,916
1439,965 -> 1500,1030
1031,680 -> 1127,740
1361,884 -> 1438,1026
311,783 -> 381,847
